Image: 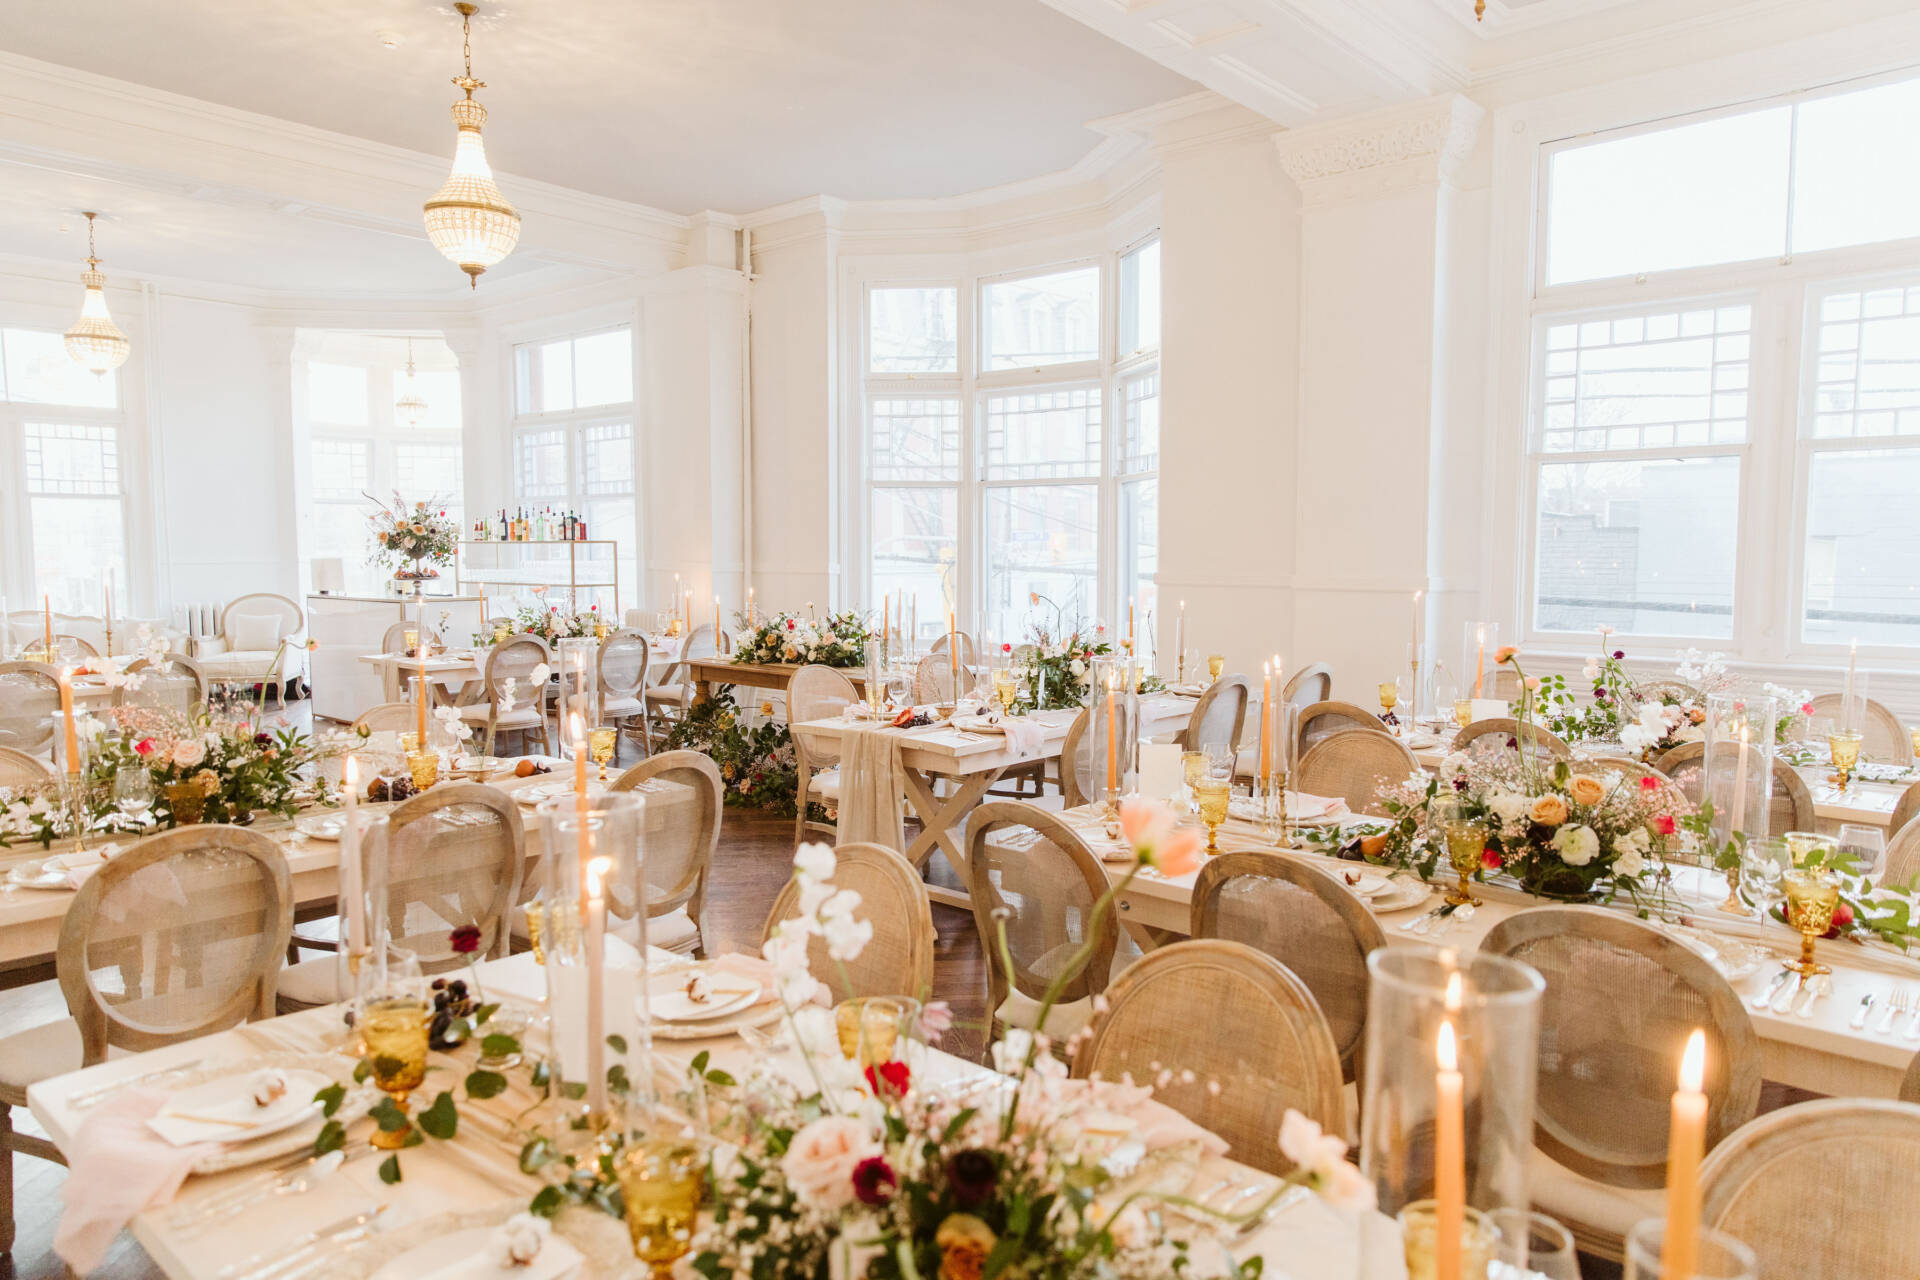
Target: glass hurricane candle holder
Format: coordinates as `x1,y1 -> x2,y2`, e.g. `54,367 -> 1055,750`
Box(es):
1782,868 -> 1841,977
1091,657 -> 1137,812
1703,695 -> 1777,860
1400,1200 -> 1499,1280
1360,948 -> 1544,1227
556,636 -> 601,755
1624,1220 -> 1756,1280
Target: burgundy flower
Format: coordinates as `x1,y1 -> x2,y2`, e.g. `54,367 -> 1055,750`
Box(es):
254,732 -> 272,746
947,1149 -> 998,1206
864,1060 -> 911,1099
851,1156 -> 897,1207
1612,650 -> 1625,660
449,924 -> 483,954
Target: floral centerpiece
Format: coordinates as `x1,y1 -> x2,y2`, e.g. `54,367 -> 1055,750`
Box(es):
1016,594 -> 1164,712
369,493 -> 459,581
1360,649 -> 1695,903
479,601 -> 610,646
662,690 -> 814,818
0,706 -> 332,846
734,611 -> 869,668
516,809 -> 1369,1279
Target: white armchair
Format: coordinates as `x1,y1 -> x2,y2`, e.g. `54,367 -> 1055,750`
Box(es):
191,594 -> 306,698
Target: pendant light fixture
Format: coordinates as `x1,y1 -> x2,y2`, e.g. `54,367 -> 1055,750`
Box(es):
395,338 -> 429,426
422,2 -> 520,288
64,212 -> 130,375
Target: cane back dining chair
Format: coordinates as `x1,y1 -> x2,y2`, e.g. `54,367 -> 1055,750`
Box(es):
598,630 -> 653,757
761,842 -> 934,1002
1059,699 -> 1141,811
1654,741 -> 1816,837
0,825 -> 292,1252
1700,1098 -> 1920,1280
1807,692 -> 1911,763
0,746 -> 52,790
350,702 -> 423,735
1282,662 -> 1334,712
913,653 -> 971,705
927,631 -> 978,670
788,664 -> 861,845
121,654 -> 210,714
1886,780 -> 1920,853
1293,699 -> 1386,762
1452,717 -> 1573,760
1072,939 -> 1346,1176
1881,811 -> 1920,887
965,801 -> 1119,1042
606,750 -> 722,956
645,623 -> 727,744
277,783 -> 525,1012
1296,729 -> 1420,817
1190,851 -> 1384,1082
1181,673 -> 1251,753
0,662 -> 60,756
1479,906 -> 1761,1261
457,634 -> 553,757
378,621 -> 442,705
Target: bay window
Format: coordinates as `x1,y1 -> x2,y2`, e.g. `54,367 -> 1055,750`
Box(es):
857,235 -> 1161,647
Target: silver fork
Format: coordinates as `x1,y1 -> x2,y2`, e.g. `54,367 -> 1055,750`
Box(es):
1876,988 -> 1907,1034
168,1148 -> 365,1232
1400,905 -> 1447,934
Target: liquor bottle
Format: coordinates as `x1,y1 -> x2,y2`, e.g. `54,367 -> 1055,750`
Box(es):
575,511 -> 587,541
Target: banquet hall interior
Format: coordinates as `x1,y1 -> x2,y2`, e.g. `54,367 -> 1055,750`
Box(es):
3,1 -> 1920,1278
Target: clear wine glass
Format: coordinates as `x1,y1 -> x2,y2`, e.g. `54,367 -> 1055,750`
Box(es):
113,768 -> 154,828
1837,823 -> 1887,882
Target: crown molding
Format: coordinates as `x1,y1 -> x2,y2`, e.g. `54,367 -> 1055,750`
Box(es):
1273,93 -> 1486,205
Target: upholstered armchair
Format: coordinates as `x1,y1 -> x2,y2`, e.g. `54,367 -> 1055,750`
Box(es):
189,593 -> 306,698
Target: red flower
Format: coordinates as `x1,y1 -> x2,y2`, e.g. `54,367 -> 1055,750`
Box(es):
134,738 -> 155,757
851,1155 -> 897,1206
864,1059 -> 911,1098
786,619 -> 797,630
1481,848 -> 1504,871
449,924 -> 483,954
1802,702 -> 1815,716
1653,814 -> 1677,836
1639,775 -> 1659,791
1833,903 -> 1855,930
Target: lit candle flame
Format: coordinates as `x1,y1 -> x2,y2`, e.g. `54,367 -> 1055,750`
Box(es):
1444,969 -> 1463,1012
569,711 -> 585,744
1679,1028 -> 1706,1094
1437,1018 -> 1457,1071
344,755 -> 359,790
586,854 -> 611,897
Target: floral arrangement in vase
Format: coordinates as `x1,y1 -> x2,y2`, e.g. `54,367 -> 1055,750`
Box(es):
369,492 -> 459,580
479,602 -> 609,646
733,610 -> 869,668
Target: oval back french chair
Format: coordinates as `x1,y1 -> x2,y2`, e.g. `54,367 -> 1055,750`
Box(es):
761,841 -> 934,1002
1655,741 -> 1815,837
1295,729 -> 1420,817
608,750 -> 723,955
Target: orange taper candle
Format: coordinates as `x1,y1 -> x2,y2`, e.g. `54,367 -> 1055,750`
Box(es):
1435,1018 -> 1464,1280
58,666 -> 79,774
1106,669 -> 1119,797
1661,1030 -> 1708,1280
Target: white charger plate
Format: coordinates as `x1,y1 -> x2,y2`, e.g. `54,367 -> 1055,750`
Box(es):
150,1066 -> 334,1147
139,1053 -> 373,1174
5,859 -> 73,890
294,814 -> 346,842
649,999 -> 784,1041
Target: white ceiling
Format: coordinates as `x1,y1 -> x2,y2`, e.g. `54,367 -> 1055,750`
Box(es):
0,0 -> 1197,215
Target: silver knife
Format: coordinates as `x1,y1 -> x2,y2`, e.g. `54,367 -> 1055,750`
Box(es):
1796,974 -> 1830,1017
1771,972 -> 1803,1015
1851,992 -> 1877,1030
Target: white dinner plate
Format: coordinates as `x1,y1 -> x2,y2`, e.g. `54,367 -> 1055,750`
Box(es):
1366,876 -> 1432,913
294,814 -> 346,842
365,1223 -> 583,1280
149,1066 -> 335,1147
515,781 -> 593,807
649,999 -> 785,1041
5,859 -> 73,890
647,968 -> 762,1022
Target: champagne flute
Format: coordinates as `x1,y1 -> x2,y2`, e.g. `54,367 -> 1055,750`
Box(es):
114,767 -> 155,828
620,1134 -> 704,1280
1194,777 -> 1231,853
589,726 -> 618,781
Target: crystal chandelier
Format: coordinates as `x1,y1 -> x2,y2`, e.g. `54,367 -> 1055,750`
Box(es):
422,2 -> 520,288
395,338 -> 429,426
64,212 -> 130,374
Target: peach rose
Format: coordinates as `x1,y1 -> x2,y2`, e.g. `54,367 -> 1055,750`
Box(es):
1529,795 -> 1568,826
935,1215 -> 996,1280
1568,775 -> 1606,806
779,1114 -> 879,1211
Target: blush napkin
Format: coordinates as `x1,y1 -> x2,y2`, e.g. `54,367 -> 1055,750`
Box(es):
55,1088 -> 220,1272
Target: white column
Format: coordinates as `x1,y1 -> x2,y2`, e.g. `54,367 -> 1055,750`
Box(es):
1273,94 -> 1487,689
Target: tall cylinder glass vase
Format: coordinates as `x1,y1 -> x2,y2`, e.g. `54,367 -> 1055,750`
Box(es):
1091,656 -> 1136,813
1702,694 -> 1777,898
556,635 -> 607,777
1461,621 -> 1502,712
536,792 -> 650,1142
1359,947 -> 1544,1279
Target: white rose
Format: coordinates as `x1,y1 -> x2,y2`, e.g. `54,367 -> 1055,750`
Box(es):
1488,792 -> 1532,828
780,1115 -> 881,1211
1069,659 -> 1086,677
171,740 -> 206,769
1616,847 -> 1645,878
1551,824 -> 1600,867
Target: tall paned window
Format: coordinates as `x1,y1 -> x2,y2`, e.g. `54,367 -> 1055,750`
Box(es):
510,327 -> 636,610
859,237 -> 1161,648
0,328 -> 130,613
305,349 -> 464,596
1527,73 -> 1920,663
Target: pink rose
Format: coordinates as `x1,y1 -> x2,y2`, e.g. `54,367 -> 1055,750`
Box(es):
134,738 -> 155,757
171,740 -> 206,769
780,1114 -> 880,1210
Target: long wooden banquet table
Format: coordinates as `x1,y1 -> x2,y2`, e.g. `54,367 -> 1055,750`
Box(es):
0,765 -> 694,988
26,949 -> 1396,1280
794,694 -> 1196,909
357,635 -> 684,707
1048,805 -> 1920,1099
